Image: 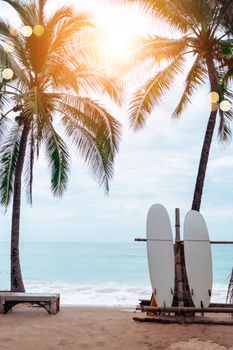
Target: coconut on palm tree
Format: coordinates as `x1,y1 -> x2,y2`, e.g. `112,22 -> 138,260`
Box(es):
127,0 -> 233,211
0,0 -> 121,292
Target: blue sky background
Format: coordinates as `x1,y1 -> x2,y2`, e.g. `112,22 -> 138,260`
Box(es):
0,0 -> 233,243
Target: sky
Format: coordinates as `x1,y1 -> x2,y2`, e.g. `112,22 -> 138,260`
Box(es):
0,0 -> 233,243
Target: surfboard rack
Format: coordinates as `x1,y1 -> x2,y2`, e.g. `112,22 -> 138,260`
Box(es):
133,315 -> 233,325
135,238 -> 233,244
135,207 -> 233,325
138,301 -> 233,309
135,304 -> 233,325
137,305 -> 233,314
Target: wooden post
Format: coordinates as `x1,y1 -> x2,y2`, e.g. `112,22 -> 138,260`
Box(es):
175,208 -> 184,307
175,208 -> 180,242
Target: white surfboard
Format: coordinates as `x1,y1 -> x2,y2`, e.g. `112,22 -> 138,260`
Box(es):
147,204 -> 175,307
184,210 -> 212,308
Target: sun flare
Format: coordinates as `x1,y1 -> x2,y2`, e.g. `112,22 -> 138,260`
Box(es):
92,2 -> 153,66
44,1 -> 155,73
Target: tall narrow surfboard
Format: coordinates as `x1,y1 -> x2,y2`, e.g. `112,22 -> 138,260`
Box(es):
147,204 -> 175,307
184,210 -> 213,308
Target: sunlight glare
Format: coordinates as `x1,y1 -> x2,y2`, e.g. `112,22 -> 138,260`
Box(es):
93,3 -> 153,67
220,100 -> 232,112
209,91 -> 219,103
21,25 -> 33,38
33,25 -> 45,37
2,68 -> 14,80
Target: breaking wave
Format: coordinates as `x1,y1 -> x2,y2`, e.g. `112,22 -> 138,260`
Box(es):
25,280 -> 228,306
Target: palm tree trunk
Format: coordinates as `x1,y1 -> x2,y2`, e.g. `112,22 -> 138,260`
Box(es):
11,121 -> 30,292
191,56 -> 218,211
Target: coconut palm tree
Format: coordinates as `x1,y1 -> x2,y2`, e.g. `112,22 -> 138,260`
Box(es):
0,0 -> 121,292
126,0 -> 233,211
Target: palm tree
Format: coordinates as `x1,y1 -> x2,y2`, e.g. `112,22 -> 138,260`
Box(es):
126,0 -> 233,211
0,0 -> 121,292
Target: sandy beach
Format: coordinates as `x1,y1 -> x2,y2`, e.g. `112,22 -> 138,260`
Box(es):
0,306 -> 233,350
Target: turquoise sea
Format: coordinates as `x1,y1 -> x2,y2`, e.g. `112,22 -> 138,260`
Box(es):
0,242 -> 232,305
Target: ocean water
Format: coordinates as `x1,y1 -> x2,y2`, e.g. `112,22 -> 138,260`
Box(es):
0,242 -> 232,306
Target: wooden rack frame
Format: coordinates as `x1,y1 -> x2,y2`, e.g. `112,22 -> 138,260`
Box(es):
134,208 -> 233,324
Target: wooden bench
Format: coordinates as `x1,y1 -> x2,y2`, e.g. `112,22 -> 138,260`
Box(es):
0,292 -> 60,315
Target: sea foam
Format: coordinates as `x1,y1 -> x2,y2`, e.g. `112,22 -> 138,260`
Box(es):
25,280 -> 228,306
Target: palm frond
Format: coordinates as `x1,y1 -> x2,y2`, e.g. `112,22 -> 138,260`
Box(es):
0,90 -> 11,110
209,0 -> 233,37
46,6 -> 77,31
47,13 -> 94,57
222,67 -> 233,85
24,7 -> 92,74
39,0 -> 47,24
1,0 -> 36,26
44,61 -> 79,92
43,123 -> 70,197
0,33 -> 31,86
130,35 -> 189,64
172,55 -> 207,118
74,68 -> 124,105
24,128 -> 35,205
0,123 -> 22,207
54,94 -> 121,153
64,118 -> 115,193
55,95 -> 121,192
217,79 -> 233,143
218,108 -> 233,142
144,0 -> 199,34
0,19 -> 11,38
69,27 -> 101,60
0,112 -> 9,141
129,55 -> 186,130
